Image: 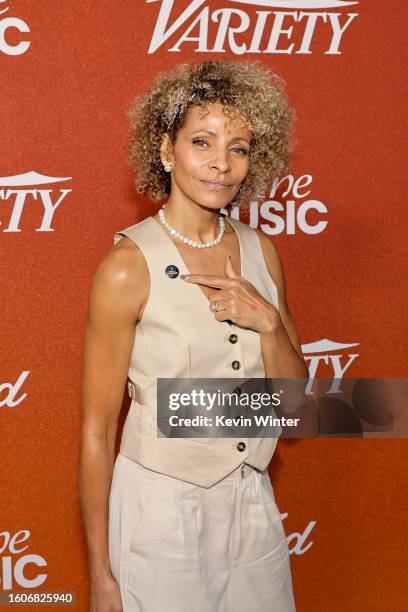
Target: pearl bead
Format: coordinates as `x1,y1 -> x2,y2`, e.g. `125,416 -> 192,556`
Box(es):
158,204 -> 225,248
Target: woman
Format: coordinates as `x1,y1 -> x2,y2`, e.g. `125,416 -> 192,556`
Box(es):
79,60 -> 308,612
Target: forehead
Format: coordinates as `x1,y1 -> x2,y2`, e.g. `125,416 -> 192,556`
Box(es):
182,101 -> 251,135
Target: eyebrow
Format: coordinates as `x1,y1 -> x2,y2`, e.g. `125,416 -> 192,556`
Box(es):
189,129 -> 251,146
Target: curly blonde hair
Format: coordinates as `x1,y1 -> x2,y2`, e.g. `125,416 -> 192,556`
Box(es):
127,60 -> 295,207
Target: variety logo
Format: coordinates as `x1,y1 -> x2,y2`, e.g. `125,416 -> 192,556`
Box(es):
226,173 -> 329,235
302,338 -> 360,392
0,1 -> 30,56
0,172 -> 72,232
146,0 -> 359,55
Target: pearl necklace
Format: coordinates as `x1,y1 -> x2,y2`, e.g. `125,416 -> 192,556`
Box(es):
158,204 -> 225,248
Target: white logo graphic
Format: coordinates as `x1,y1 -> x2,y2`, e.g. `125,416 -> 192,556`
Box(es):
226,174 -> 329,236
302,338 -> 360,392
0,371 -> 30,408
286,514 -> 317,555
146,0 -> 359,54
0,530 -> 47,590
0,172 -> 72,232
0,1 -> 30,56
227,0 -> 357,5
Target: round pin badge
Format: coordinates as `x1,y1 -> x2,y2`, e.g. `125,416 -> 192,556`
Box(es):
165,264 -> 179,279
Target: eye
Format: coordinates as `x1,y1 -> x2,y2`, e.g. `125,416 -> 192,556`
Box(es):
192,138 -> 209,148
232,147 -> 249,156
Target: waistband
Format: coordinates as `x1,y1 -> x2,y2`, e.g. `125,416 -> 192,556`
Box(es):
117,452 -> 263,488
222,461 -> 263,483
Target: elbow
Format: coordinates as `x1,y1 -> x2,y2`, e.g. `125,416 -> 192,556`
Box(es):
79,421 -> 118,457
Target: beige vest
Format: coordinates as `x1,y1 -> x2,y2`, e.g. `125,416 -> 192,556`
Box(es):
113,215 -> 281,488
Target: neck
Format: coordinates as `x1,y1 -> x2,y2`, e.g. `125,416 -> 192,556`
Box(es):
162,199 -> 223,243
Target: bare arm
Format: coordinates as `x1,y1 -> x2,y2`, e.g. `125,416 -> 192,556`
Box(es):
255,229 -> 309,379
78,236 -> 148,591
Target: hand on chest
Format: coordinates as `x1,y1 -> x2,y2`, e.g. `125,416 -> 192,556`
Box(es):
176,241 -> 241,301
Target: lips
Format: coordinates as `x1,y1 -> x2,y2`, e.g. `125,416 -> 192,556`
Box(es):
199,179 -> 233,191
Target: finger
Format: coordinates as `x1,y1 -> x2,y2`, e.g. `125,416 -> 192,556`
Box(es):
182,274 -> 237,289
208,297 -> 237,320
209,295 -> 234,312
209,300 -> 227,314
214,308 -> 235,323
209,295 -> 235,312
207,288 -> 233,302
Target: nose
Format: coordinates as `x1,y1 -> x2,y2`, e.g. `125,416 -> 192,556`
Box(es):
210,148 -> 231,173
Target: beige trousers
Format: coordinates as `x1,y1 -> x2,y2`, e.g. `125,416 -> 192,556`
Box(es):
108,452 -> 296,611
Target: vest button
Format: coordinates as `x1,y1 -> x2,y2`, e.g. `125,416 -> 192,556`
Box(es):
231,360 -> 241,370
228,333 -> 238,344
237,441 -> 246,452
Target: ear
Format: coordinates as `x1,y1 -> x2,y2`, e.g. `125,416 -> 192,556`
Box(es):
160,132 -> 174,166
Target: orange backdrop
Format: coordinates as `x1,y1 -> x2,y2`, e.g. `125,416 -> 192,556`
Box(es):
1,1 -> 407,610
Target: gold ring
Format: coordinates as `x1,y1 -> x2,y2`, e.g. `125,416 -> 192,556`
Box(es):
210,300 -> 222,313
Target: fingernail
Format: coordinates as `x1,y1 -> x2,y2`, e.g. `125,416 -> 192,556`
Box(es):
179,274 -> 190,279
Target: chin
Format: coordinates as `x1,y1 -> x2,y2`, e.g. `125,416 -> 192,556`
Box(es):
176,181 -> 236,210
197,196 -> 233,211
180,189 -> 228,210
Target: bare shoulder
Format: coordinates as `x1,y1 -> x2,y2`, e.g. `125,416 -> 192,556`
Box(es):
87,236 -> 149,325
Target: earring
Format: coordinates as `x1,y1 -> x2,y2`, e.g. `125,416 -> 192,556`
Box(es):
163,161 -> 172,172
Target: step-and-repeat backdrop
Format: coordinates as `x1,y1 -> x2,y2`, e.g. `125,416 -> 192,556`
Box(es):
1,1 -> 407,610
